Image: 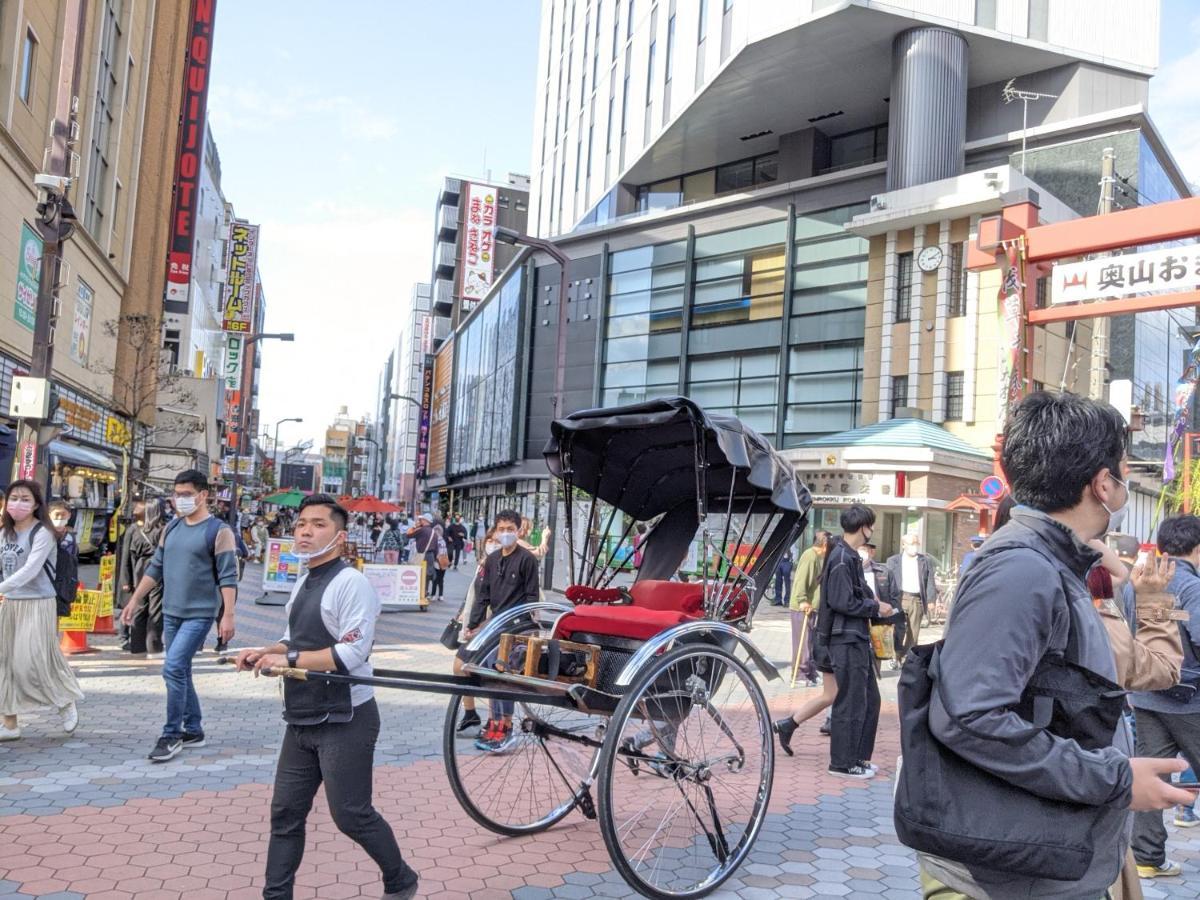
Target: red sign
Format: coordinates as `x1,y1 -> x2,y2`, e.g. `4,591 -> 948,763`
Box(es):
399,568 -> 419,590
980,476 -> 1007,498
164,0 -> 217,315
16,441 -> 36,479
225,388 -> 241,452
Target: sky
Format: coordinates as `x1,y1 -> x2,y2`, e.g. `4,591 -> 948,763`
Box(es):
207,1 -> 1200,453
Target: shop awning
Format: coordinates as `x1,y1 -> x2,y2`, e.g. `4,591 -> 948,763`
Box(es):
48,440 -> 117,471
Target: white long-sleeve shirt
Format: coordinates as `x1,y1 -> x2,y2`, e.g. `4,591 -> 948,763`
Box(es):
0,523 -> 57,600
279,565 -> 380,707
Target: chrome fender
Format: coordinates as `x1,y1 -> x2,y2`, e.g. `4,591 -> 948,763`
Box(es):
464,601 -> 574,654
614,620 -> 780,687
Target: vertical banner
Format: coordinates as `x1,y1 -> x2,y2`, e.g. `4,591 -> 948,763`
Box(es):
16,441 -> 37,479
415,354 -> 434,478
14,222 -> 41,331
70,278 -> 93,364
995,244 -> 1025,433
224,333 -> 244,453
164,0 -> 217,315
460,183 -> 497,301
221,220 -> 259,331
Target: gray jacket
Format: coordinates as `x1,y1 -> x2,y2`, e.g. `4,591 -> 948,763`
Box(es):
920,507 -> 1134,900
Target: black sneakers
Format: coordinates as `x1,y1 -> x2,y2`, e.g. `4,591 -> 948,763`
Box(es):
773,717 -> 798,757
455,711 -> 481,739
828,764 -> 874,779
148,737 -> 183,763
181,732 -> 206,748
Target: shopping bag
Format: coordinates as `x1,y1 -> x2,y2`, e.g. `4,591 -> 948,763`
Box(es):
870,624 -> 895,660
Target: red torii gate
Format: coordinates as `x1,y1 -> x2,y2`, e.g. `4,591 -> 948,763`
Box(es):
961,193 -> 1200,499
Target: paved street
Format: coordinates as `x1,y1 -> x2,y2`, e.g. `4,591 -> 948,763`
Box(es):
1,563 -> 1198,899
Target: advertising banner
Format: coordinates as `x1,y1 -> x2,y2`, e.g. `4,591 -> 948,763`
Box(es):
70,278 -> 93,364
364,563 -> 427,611
1052,245 -> 1200,305
14,222 -> 41,331
428,339 -> 453,477
461,183 -> 497,301
164,0 -> 218,314
224,388 -> 241,452
263,538 -> 303,594
415,354 -> 434,478
995,244 -> 1025,432
16,441 -> 37,479
221,220 -> 259,331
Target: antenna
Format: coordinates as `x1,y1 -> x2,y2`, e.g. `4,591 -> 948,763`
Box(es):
1003,79 -> 1058,175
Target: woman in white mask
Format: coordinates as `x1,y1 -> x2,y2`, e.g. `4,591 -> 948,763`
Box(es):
0,480 -> 83,741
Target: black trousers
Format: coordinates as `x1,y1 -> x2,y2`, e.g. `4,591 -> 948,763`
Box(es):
828,638 -> 880,770
427,566 -> 445,598
129,591 -> 163,654
1131,708 -> 1200,867
451,544 -> 463,567
264,699 -> 415,899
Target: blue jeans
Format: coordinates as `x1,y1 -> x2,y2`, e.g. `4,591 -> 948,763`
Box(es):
161,615 -> 212,739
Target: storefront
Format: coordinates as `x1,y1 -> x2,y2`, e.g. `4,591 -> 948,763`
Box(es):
785,416 -> 992,576
47,439 -> 119,556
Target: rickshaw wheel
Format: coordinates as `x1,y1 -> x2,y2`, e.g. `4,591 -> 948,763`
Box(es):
597,644 -> 774,899
443,632 -> 606,836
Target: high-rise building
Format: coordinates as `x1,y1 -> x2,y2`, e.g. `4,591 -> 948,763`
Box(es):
431,0 -> 1188,573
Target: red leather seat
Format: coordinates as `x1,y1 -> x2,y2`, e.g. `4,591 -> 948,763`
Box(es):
554,580 -> 705,642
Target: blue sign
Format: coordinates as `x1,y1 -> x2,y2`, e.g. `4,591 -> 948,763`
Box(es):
981,476 -> 1006,499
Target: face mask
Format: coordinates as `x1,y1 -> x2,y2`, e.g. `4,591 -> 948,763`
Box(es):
496,532 -> 519,549
7,499 -> 33,520
294,534 -> 342,564
1097,472 -> 1129,534
174,496 -> 198,516
51,517 -> 69,529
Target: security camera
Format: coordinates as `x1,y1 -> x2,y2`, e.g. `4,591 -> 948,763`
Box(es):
34,173 -> 70,193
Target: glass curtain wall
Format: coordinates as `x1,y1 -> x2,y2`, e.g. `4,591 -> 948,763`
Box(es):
785,203 -> 868,445
600,204 -> 867,443
601,241 -> 687,406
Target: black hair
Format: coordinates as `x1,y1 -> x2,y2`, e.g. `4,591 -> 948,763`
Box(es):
1157,515 -> 1200,557
814,530 -> 833,547
994,495 -> 1016,530
174,468 -> 210,492
495,508 -> 522,528
297,492 -> 349,532
839,504 -> 875,535
3,479 -> 56,539
1001,391 -> 1125,513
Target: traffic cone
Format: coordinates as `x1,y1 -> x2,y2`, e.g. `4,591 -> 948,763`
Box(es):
60,629 -> 94,654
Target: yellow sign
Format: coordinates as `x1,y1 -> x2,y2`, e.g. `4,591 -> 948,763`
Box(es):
58,591 -> 100,632
104,416 -> 130,447
59,397 -> 100,432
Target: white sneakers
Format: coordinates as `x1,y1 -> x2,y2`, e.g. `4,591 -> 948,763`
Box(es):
0,723 -> 19,741
59,703 -> 78,734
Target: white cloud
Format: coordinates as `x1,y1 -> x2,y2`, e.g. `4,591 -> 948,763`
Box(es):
208,84 -> 400,143
1150,16 -> 1200,189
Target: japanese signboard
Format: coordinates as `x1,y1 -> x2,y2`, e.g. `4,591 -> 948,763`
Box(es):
14,222 -> 41,331
224,334 -> 243,390
16,440 -> 36,479
996,245 -> 1025,430
221,220 -> 259,331
1052,245 -> 1200,305
262,538 -> 303,594
224,388 -> 241,452
415,355 -> 434,478
164,0 -> 218,315
70,278 -> 93,364
364,563 -> 427,610
428,339 -> 453,477
461,183 -> 497,302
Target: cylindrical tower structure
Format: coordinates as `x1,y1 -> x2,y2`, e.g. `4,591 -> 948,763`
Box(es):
886,27 -> 969,191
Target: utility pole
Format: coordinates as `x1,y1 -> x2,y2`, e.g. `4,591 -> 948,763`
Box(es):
16,0 -> 88,485
1088,147 -> 1116,400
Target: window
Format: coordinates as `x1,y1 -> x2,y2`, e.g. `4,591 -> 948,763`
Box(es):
627,0 -> 634,38
946,372 -> 965,421
646,20 -> 655,105
581,14 -> 589,101
123,55 -> 135,108
891,376 -> 909,417
720,0 -> 732,61
947,242 -> 966,317
634,151 -> 778,213
698,0 -> 708,41
1035,276 -> 1049,309
19,28 -> 36,105
612,1 -> 620,59
895,252 -> 913,321
975,0 -> 996,28
85,0 -> 123,236
593,1 -> 602,84
1028,0 -> 1049,41
665,12 -> 675,83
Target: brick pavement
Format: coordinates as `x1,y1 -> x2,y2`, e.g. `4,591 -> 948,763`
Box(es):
2,563 -> 1199,898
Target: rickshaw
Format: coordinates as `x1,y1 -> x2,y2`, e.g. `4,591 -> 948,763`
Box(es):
265,398 -> 810,898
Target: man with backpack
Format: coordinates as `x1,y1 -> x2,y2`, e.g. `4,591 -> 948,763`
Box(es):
1127,514 -> 1200,879
121,470 -> 239,762
48,502 -> 80,617
905,393 -> 1193,899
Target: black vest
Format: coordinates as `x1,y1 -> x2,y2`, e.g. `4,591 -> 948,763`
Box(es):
283,558 -> 354,726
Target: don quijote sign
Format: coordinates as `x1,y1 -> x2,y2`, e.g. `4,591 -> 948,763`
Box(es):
164,0 -> 217,314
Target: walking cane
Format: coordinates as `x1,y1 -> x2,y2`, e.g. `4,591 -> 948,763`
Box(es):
790,610 -> 810,689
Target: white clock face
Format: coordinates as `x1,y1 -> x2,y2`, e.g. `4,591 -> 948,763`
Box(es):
917,246 -> 943,272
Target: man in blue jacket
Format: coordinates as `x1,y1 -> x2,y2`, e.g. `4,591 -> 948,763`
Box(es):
1129,514 -> 1200,878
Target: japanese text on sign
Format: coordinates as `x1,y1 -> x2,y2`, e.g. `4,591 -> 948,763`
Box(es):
1052,245 -> 1200,305
221,220 -> 259,332
14,222 -> 41,331
461,183 -> 497,301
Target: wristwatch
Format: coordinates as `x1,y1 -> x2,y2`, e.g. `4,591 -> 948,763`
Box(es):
287,649 -> 300,668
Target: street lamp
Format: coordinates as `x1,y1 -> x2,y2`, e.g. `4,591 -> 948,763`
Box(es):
494,227 -> 571,589
388,393 -> 424,513
273,417 -> 303,489
229,332 -> 296,526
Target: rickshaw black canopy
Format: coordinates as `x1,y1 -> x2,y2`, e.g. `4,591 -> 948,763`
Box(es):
545,397 -> 812,586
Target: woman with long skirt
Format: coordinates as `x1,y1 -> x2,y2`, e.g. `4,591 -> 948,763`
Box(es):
0,479 -> 84,741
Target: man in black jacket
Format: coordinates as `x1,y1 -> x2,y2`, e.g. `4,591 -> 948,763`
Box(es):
817,504 -> 894,778
918,392 -> 1192,899
885,533 -> 938,664
445,516 -> 468,569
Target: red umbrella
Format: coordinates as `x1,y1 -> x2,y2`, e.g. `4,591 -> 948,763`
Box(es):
342,495 -> 403,514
